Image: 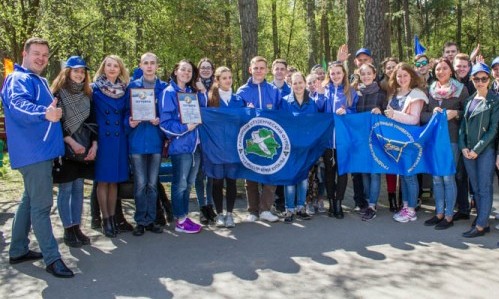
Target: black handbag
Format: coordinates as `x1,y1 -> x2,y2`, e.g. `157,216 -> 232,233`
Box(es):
65,123 -> 98,162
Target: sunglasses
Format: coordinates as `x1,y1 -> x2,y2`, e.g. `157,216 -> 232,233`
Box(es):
415,60 -> 429,68
472,76 -> 490,83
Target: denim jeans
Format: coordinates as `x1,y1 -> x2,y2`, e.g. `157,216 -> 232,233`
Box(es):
57,178 -> 84,228
10,160 -> 61,265
170,148 -> 201,219
362,173 -> 381,205
433,143 -> 458,217
131,153 -> 161,225
463,147 -> 495,228
401,175 -> 419,208
284,179 -> 308,212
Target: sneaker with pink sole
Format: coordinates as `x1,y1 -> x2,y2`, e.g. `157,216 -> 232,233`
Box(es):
175,218 -> 202,233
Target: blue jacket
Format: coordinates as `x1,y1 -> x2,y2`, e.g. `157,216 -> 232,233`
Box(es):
271,81 -> 291,97
126,77 -> 167,154
217,94 -> 246,108
280,92 -> 318,115
159,80 -> 207,155
316,82 -> 358,114
0,64 -> 64,169
236,78 -> 281,110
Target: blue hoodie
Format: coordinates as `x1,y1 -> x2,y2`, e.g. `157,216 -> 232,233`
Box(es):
126,77 -> 168,154
236,77 -> 281,110
1,64 -> 64,169
159,80 -> 207,155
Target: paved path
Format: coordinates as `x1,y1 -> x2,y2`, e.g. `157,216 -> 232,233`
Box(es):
1,180 -> 498,299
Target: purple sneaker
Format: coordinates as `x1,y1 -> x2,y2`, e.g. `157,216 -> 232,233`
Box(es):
175,218 -> 202,234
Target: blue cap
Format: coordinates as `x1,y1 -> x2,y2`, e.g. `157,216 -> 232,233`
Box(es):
355,48 -> 372,57
470,62 -> 490,76
65,56 -> 89,70
491,57 -> 499,68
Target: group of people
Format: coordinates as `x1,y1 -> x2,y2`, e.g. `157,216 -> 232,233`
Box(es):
2,37 -> 499,279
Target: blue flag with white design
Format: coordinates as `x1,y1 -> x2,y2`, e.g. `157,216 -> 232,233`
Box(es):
414,35 -> 426,55
199,108 -> 334,185
334,112 -> 455,176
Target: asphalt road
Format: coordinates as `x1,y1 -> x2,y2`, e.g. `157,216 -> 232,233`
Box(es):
1,179 -> 498,299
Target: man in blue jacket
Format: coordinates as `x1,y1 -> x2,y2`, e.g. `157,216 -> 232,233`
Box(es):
1,37 -> 73,278
237,56 -> 281,223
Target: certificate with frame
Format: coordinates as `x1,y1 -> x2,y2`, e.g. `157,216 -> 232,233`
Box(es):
130,88 -> 156,121
177,92 -> 202,124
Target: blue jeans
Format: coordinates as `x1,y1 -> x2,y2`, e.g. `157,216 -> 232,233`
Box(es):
57,178 -> 84,228
284,179 -> 308,212
362,173 -> 381,205
463,147 -> 495,228
171,148 -> 201,219
131,153 -> 161,225
10,160 -> 61,265
401,175 -> 419,208
433,143 -> 458,217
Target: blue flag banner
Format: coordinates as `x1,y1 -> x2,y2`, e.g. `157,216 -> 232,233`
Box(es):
199,108 -> 334,185
334,112 -> 455,176
414,35 -> 426,55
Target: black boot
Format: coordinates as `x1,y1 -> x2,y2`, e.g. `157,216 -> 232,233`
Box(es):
110,215 -> 119,235
333,199 -> 344,219
388,192 -> 397,212
327,198 -> 335,217
64,226 -> 83,248
199,206 -> 209,225
206,204 -> 217,222
74,225 -> 91,245
90,183 -> 101,229
102,218 -> 115,238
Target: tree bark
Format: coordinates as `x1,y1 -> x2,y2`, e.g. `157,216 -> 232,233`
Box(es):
238,0 -> 258,82
285,0 -> 297,58
402,0 -> 412,59
271,0 -> 279,60
321,0 -> 332,64
364,0 -> 391,71
456,0 -> 462,48
346,0 -> 359,73
224,0 -> 233,70
305,0 -> 318,70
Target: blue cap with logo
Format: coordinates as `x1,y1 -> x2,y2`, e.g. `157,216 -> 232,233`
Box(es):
470,62 -> 490,76
491,57 -> 499,68
355,48 -> 372,58
65,56 -> 89,70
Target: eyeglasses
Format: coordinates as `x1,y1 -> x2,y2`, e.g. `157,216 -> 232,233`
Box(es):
415,60 -> 429,68
472,76 -> 490,83
200,66 -> 212,70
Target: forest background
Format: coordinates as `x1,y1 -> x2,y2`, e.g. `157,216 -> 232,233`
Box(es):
0,0 -> 497,88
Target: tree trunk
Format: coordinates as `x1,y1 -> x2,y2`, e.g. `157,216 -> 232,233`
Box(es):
238,0 -> 258,82
364,0 -> 391,71
456,0 -> 462,48
321,0 -> 332,64
394,0 -> 403,61
224,0 -> 233,70
402,0 -> 412,59
305,0 -> 318,70
271,0 -> 279,60
346,0 -> 359,74
285,0 -> 297,58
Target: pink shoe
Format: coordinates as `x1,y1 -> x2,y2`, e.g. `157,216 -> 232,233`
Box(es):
175,218 -> 202,233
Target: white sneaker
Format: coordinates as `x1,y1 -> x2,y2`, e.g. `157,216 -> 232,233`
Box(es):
259,211 -> 279,222
225,213 -> 235,228
245,214 -> 258,222
215,214 -> 225,227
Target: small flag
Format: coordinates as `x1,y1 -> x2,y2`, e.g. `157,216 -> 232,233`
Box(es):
414,35 -> 426,56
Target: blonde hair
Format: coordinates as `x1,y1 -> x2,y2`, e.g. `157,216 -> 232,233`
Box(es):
93,55 -> 129,83
51,67 -> 92,97
250,56 -> 268,66
208,66 -> 232,107
323,62 -> 353,107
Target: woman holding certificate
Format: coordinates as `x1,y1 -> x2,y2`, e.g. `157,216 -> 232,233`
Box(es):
126,52 -> 167,236
160,59 -> 207,234
92,55 -> 130,238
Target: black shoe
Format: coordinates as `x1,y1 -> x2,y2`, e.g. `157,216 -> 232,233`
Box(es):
284,211 -> 294,223
424,216 -> 444,226
9,250 -> 43,265
206,204 -> 217,222
296,210 -> 311,220
145,223 -> 163,234
102,218 -> 116,238
462,227 -> 486,238
63,227 -> 83,248
132,225 -> 145,236
333,200 -> 344,219
453,211 -> 470,221
199,206 -> 209,225
91,218 -> 102,229
73,226 -> 91,245
46,259 -> 74,278
435,219 -> 454,230
361,207 -> 377,221
470,219 -> 491,232
388,193 -> 398,212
